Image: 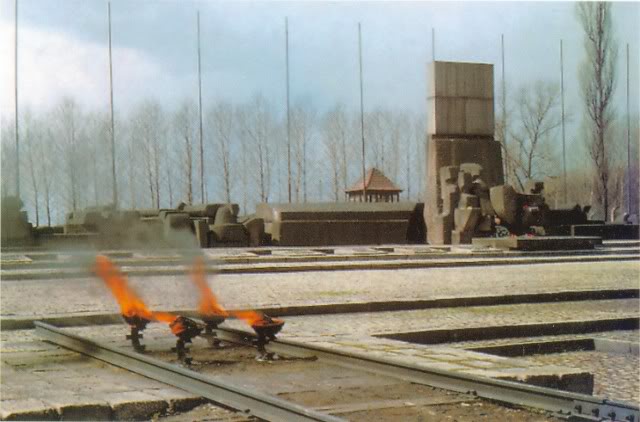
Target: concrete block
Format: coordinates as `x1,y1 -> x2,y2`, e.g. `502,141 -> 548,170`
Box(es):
243,217 -> 265,247
181,203 -> 222,218
458,194 -> 480,208
428,97 -> 494,136
458,171 -> 473,193
464,366 -> 593,395
490,184 -> 519,225
193,219 -> 209,248
210,224 -> 248,245
101,391 -> 168,421
428,61 -> 494,99
56,402 -> 112,421
460,163 -> 484,180
144,388 -> 205,413
451,230 -> 473,245
453,208 -> 480,234
472,236 -> 600,251
465,98 -> 494,135
0,399 -> 58,421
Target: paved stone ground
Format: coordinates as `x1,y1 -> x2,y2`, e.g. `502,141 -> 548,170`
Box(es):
1,261 -> 638,318
519,351 -> 640,403
20,297 -> 630,396
440,331 -> 640,404
1,259 -> 638,419
264,299 -> 638,338
450,330 -> 640,348
0,329 -> 210,420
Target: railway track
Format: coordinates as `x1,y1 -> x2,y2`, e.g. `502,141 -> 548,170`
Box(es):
35,321 -> 640,422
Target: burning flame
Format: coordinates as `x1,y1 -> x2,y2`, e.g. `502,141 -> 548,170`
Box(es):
94,255 -> 178,326
231,310 -> 265,326
187,256 -> 267,327
95,255 -> 281,337
94,255 -> 156,321
189,256 -> 229,318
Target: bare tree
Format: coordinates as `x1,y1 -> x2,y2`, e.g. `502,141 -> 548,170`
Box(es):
1,119 -> 16,199
390,111 -> 412,200
84,111 -> 112,206
603,117 -> 635,220
54,97 -> 83,212
322,105 -> 350,201
208,101 -> 235,203
174,100 -> 198,204
365,109 -> 384,172
495,81 -> 519,184
291,102 -> 316,202
510,81 -> 562,191
40,128 -> 56,225
22,109 -> 41,225
411,113 -> 426,201
123,122 -> 140,209
130,100 -> 164,208
237,94 -> 275,204
576,2 -> 617,218
387,111 -> 405,185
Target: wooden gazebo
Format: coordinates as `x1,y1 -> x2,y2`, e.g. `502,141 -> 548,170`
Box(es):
345,168 -> 403,202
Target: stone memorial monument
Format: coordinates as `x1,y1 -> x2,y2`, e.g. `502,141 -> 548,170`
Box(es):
424,61 -> 504,244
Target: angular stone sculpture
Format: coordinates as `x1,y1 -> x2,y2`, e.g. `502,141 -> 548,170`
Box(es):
424,61 -> 504,244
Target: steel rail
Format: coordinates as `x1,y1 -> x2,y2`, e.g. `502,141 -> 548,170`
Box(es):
214,327 -> 639,422
34,321 -> 344,422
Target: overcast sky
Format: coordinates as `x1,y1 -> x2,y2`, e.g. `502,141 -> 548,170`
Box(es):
0,0 -> 638,123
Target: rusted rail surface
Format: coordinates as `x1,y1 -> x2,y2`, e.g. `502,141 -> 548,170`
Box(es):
34,321 -> 344,422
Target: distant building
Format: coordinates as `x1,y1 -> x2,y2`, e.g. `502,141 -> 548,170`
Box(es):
345,168 -> 403,202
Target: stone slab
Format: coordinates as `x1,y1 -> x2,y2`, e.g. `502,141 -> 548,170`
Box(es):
427,97 -> 494,136
143,388 -> 206,413
427,61 -> 494,99
101,391 -> 168,421
571,224 -> 639,240
472,236 -> 602,251
0,398 -> 58,421
54,401 -> 112,421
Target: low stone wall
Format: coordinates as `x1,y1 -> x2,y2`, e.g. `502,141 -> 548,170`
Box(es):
257,202 -> 424,246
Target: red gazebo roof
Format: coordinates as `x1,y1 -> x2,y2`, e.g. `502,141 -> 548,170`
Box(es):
345,168 -> 403,194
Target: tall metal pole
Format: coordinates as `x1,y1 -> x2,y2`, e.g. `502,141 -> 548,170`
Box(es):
197,10 -> 205,204
358,23 -> 366,202
560,39 -> 567,205
108,2 -> 118,207
431,27 -> 435,61
285,17 -> 292,203
501,33 -> 508,184
626,43 -> 631,216
14,0 -> 20,197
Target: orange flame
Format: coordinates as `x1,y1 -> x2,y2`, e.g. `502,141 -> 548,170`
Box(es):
94,255 -> 177,325
152,311 -> 179,324
189,256 -> 229,318
230,310 -> 265,326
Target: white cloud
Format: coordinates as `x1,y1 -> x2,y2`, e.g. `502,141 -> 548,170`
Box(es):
0,22 -> 173,119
